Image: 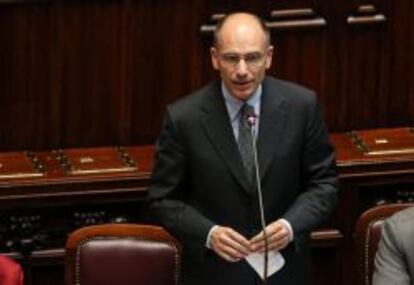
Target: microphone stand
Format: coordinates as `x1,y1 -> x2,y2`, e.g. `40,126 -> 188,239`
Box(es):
247,118 -> 269,285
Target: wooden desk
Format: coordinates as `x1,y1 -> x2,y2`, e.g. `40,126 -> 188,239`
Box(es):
0,128 -> 413,285
329,127 -> 414,285
0,146 -> 155,285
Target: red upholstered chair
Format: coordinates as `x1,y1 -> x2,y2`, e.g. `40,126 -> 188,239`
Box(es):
0,255 -> 24,285
65,224 -> 181,285
354,203 -> 414,285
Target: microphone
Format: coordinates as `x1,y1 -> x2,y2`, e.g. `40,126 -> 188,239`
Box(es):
246,114 -> 257,127
245,110 -> 269,285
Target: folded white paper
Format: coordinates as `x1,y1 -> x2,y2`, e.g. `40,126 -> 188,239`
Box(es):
245,250 -> 285,280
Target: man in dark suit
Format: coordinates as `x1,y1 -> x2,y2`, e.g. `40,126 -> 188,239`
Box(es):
373,206 -> 414,285
148,12 -> 338,285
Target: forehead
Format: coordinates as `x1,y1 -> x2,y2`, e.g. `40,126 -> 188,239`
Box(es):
216,20 -> 268,53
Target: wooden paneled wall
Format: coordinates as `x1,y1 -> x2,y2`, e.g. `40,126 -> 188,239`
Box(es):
0,0 -> 413,151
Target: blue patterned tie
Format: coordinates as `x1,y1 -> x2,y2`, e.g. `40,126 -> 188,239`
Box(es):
238,103 -> 255,184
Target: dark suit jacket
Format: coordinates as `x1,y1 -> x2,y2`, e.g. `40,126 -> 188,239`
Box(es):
373,207 -> 414,285
148,76 -> 338,285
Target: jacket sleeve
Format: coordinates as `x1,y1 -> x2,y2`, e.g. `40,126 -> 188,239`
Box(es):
283,94 -> 339,239
372,218 -> 411,285
147,108 -> 215,255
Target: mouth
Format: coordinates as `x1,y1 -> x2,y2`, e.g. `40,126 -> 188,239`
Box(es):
232,80 -> 253,90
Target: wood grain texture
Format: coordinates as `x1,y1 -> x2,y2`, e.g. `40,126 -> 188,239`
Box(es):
0,0 -> 412,152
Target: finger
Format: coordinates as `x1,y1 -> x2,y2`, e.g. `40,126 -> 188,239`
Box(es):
250,231 -> 267,244
256,235 -> 290,253
217,242 -> 246,260
212,228 -> 251,257
226,229 -> 252,254
270,236 -> 289,251
250,227 -> 277,247
218,234 -> 250,257
251,228 -> 288,251
215,249 -> 240,262
251,238 -> 272,252
250,223 -> 283,244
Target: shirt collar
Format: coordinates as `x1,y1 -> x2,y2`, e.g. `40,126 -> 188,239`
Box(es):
221,82 -> 262,122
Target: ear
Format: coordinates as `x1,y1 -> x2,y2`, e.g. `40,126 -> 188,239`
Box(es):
265,45 -> 274,69
210,47 -> 220,70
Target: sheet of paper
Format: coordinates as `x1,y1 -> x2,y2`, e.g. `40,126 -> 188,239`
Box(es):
245,250 -> 285,280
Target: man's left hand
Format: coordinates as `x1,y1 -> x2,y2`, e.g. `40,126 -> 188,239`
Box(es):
249,220 -> 291,253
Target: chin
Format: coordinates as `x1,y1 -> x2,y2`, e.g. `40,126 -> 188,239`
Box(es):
232,89 -> 254,100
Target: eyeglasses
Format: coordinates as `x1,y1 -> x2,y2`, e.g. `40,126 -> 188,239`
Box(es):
219,52 -> 266,68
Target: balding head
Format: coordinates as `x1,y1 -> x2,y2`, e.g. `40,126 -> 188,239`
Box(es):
213,13 -> 270,48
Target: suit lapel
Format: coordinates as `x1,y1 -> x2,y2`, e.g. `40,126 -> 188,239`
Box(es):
257,78 -> 289,180
199,83 -> 252,194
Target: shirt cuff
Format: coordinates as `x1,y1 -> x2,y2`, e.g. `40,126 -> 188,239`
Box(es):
278,218 -> 294,242
205,225 -> 219,249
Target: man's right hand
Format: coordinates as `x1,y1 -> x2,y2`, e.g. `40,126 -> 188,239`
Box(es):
210,226 -> 251,262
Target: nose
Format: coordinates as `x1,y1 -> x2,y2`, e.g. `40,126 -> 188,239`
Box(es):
235,59 -> 248,78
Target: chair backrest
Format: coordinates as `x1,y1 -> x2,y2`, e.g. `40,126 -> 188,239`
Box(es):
354,203 -> 413,285
65,224 -> 181,285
